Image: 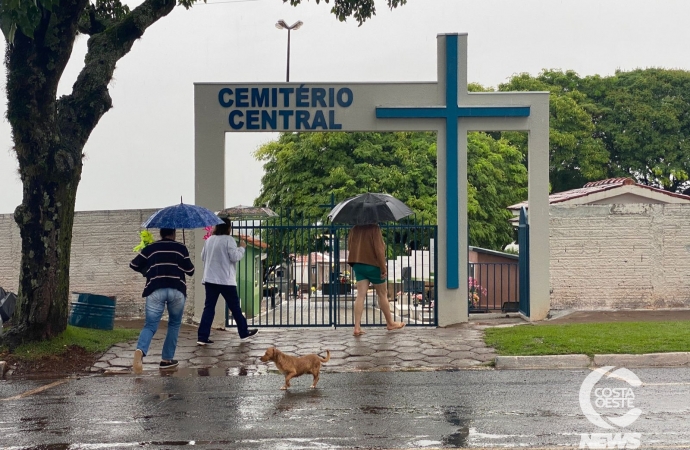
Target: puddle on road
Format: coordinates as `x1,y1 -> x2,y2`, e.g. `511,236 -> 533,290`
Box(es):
11,441 -> 237,448
155,366 -> 267,378
442,407 -> 470,447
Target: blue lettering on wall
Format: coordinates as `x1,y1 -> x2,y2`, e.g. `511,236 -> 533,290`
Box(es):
218,86 -> 353,130
296,85 -> 309,107
312,88 -> 327,108
337,88 -> 353,107
262,110 -> 277,129
328,88 -> 335,107
279,88 -> 294,107
218,88 -> 233,107
252,88 -> 270,108
295,110 -> 310,130
278,110 -> 294,128
311,110 -> 327,129
235,88 -> 249,107
328,110 -> 342,129
246,110 -> 260,130
229,110 -> 244,129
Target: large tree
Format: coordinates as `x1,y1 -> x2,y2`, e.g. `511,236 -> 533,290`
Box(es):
253,131 -> 527,250
0,0 -> 406,348
498,70 -> 610,193
581,69 -> 690,194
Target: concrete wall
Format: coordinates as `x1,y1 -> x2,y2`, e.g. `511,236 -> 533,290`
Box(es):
3,204 -> 689,321
550,204 -> 690,310
0,210 -> 197,322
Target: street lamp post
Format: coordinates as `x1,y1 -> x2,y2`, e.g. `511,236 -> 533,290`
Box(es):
275,19 -> 303,82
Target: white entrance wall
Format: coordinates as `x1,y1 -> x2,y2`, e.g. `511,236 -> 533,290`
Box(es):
194,33 -> 550,327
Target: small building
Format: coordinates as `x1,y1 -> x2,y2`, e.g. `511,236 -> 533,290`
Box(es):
468,246 -> 519,313
508,177 -> 690,220
507,178 -> 690,311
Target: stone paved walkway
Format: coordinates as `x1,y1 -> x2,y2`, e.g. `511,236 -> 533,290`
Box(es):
95,323 -> 498,374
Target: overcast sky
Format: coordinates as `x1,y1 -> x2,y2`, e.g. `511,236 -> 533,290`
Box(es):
1,0 -> 689,214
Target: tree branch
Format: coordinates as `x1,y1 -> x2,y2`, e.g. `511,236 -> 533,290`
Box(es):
57,0 -> 176,149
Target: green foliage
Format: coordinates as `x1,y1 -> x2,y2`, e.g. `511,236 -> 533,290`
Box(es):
285,0 -> 406,25
499,70 -> 610,193
484,321 -> 690,356
581,69 -> 690,193
467,133 -> 527,249
500,68 -> 690,195
254,131 -> 528,250
6,326 -> 139,360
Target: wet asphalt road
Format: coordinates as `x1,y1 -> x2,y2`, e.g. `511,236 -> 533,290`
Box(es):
1,368 -> 689,449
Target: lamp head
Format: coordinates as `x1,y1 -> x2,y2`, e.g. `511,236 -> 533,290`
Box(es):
275,20 -> 288,29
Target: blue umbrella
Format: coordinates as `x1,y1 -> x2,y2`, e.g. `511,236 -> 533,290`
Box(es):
142,203 -> 224,229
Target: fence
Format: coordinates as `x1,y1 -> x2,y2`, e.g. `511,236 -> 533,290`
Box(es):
224,212 -> 437,328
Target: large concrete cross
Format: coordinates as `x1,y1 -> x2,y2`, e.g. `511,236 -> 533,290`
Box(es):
194,33 -> 550,327
376,34 -> 530,289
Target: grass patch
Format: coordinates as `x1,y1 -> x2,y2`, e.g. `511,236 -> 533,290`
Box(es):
5,326 -> 139,361
484,321 -> 690,357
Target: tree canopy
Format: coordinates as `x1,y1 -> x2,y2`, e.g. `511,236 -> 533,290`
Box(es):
582,69 -> 690,194
254,131 -> 527,250
500,68 -> 690,195
499,71 -> 610,193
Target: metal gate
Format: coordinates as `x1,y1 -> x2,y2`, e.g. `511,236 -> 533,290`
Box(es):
225,212 -> 438,328
518,206 -> 530,317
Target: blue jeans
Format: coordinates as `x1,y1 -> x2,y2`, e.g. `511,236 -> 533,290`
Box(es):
198,283 -> 249,340
136,288 -> 185,361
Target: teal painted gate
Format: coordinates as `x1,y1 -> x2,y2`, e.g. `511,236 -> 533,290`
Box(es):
518,207 -> 530,317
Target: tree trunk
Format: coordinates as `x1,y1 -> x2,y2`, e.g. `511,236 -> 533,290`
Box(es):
3,1 -> 86,348
11,160 -> 83,343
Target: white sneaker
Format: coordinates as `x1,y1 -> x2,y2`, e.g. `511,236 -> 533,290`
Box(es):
133,349 -> 144,374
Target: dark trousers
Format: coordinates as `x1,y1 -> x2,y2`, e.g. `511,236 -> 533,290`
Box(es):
198,283 -> 249,340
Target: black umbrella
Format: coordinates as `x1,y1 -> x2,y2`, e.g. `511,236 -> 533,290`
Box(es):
328,193 -> 414,225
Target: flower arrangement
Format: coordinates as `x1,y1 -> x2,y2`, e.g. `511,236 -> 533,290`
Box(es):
133,230 -> 155,252
340,270 -> 351,284
468,277 -> 487,309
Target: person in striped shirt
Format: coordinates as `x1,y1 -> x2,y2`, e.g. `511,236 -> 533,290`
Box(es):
129,228 -> 195,372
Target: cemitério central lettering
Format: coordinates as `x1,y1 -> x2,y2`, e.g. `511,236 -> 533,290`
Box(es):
217,86 -> 353,130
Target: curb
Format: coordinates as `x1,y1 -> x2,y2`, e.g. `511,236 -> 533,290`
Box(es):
495,352 -> 690,370
593,352 -> 690,368
495,355 -> 590,370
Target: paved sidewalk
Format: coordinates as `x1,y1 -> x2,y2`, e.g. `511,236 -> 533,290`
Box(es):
96,322 -> 497,374
92,309 -> 690,374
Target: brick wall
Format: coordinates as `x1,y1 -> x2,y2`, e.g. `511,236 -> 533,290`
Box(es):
0,210 -> 197,321
550,204 -> 690,310
3,205 -> 689,318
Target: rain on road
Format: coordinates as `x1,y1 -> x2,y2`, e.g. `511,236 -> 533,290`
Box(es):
1,368 -> 689,449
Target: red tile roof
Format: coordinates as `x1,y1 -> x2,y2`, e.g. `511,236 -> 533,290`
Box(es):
508,177 -> 690,210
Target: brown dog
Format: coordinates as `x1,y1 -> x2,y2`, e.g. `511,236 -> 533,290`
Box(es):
260,347 -> 330,390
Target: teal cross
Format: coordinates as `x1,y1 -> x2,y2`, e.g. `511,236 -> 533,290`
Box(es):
376,34 -> 530,289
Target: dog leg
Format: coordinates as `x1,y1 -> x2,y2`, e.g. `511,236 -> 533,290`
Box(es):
282,372 -> 296,390
311,370 -> 320,388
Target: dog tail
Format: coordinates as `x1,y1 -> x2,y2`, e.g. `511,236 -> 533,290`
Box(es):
319,349 -> 330,363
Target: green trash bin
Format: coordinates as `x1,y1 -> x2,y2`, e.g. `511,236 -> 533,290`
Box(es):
68,293 -> 116,330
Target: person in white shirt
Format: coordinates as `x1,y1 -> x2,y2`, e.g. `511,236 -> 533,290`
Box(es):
197,218 -> 258,345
